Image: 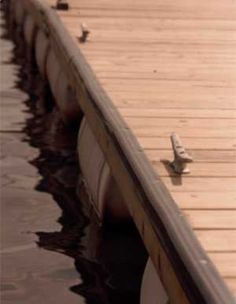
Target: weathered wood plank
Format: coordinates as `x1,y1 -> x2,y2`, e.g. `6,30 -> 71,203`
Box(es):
125,118 -> 236,129
225,279 -> 236,299
139,137 -> 236,150
172,192 -> 236,210
132,127 -> 236,138
195,230 -> 236,252
162,177 -> 236,192
209,253 -> 236,277
110,97 -> 236,110
119,108 -> 236,119
183,210 -> 236,229
146,149 -> 236,163
153,162 -> 236,177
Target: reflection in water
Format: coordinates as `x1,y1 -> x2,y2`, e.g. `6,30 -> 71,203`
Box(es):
6,12 -> 147,303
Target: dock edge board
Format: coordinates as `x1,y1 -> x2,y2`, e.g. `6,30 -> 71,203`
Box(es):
6,0 -> 235,303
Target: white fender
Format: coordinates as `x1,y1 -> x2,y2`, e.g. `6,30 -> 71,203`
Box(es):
46,49 -> 61,97
54,69 -> 81,122
23,14 -> 36,47
78,118 -> 129,221
141,258 -> 168,304
35,30 -> 50,77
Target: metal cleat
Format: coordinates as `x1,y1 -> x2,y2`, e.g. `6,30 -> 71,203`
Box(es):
170,133 -> 193,174
79,23 -> 90,43
56,0 -> 69,10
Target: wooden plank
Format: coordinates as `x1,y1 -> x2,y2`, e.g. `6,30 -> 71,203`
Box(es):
225,279 -> 236,299
132,127 -> 236,138
90,82 -> 235,100
146,149 -> 236,163
59,30 -> 236,46
60,19 -> 236,36
80,44 -> 236,56
183,210 -> 236,229
119,108 -> 236,119
208,253 -> 236,299
138,137 -> 236,150
109,96 -> 236,110
94,71 -> 236,87
87,56 -> 236,68
195,230 -> 236,252
172,192 -> 236,210
162,177 -> 236,192
153,162 -> 236,177
209,253 -> 236,277
125,117 -> 236,128
94,66 -> 236,78
57,6 -> 236,20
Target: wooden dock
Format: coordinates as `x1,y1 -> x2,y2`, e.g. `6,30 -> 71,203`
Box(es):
7,0 -> 236,302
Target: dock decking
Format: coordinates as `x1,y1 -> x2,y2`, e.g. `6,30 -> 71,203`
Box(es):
7,0 -> 236,302
52,0 -> 236,297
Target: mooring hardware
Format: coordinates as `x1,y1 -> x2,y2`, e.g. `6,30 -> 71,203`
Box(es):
79,23 -> 90,43
170,133 -> 193,174
56,0 -> 69,10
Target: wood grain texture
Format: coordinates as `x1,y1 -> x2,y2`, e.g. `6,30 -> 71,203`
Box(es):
195,230 -> 236,252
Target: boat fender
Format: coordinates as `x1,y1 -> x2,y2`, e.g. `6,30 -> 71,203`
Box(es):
141,258 -> 168,304
54,69 -> 81,123
98,161 -> 129,220
78,118 -> 130,221
23,14 -> 37,48
46,49 -> 61,98
35,30 -> 50,78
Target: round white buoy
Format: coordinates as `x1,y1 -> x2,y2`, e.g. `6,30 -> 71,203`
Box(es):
53,69 -> 81,123
78,118 -> 129,221
23,14 -> 36,48
35,30 -> 50,78
141,258 -> 168,304
46,49 -> 61,97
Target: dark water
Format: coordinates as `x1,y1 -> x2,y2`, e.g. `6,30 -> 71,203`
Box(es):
1,6 -> 147,304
